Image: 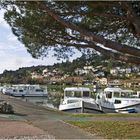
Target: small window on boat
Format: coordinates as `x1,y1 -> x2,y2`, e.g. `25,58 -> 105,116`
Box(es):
35,89 -> 44,92
74,91 -> 81,97
65,91 -> 74,97
114,99 -> 121,104
83,91 -> 90,97
133,92 -> 137,95
114,92 -> 120,97
67,100 -> 78,103
106,92 -> 112,98
121,92 -> 125,97
13,89 -> 17,92
19,90 -> 23,92
121,92 -> 132,98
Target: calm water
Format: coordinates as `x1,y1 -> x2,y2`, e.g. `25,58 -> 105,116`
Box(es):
18,96 -> 57,109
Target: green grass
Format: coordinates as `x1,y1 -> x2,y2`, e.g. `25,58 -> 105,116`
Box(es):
71,113 -> 140,118
67,121 -> 140,139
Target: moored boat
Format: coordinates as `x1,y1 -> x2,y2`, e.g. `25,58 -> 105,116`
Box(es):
59,87 -> 103,113
96,86 -> 140,113
2,84 -> 48,97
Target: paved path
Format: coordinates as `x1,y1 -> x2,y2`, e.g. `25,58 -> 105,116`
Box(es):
0,120 -> 54,139
1,94 -> 140,139
0,94 -> 100,139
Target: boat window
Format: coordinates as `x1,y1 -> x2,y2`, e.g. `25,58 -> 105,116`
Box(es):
106,92 -> 112,98
97,95 -> 100,99
114,99 -> 121,104
121,92 -> 133,98
65,91 -> 74,97
83,91 -> 90,97
35,89 -> 44,92
121,92 -> 126,97
13,89 -> 17,92
114,92 -> 120,97
19,90 -> 23,92
133,92 -> 137,95
67,100 -> 79,103
74,91 -> 81,97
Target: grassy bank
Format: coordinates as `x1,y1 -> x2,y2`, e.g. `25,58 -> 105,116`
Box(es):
67,120 -> 140,139
71,113 -> 140,118
67,113 -> 140,139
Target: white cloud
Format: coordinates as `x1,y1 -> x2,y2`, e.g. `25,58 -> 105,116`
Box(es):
0,10 -> 81,74
0,9 -> 10,29
7,33 -> 18,42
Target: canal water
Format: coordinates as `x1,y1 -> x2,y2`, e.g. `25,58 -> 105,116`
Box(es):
18,96 -> 58,109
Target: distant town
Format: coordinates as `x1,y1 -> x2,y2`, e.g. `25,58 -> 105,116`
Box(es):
0,55 -> 140,90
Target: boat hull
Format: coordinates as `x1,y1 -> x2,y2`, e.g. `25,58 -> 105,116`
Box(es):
59,101 -> 103,113
101,103 -> 140,113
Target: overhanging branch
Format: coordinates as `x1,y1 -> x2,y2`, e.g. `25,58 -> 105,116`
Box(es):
40,2 -> 140,58
55,41 -> 140,64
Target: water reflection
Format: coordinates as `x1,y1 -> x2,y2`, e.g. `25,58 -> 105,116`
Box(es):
18,96 -> 54,108
18,92 -> 63,109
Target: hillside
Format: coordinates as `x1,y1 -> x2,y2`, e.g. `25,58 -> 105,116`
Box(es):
0,54 -> 139,85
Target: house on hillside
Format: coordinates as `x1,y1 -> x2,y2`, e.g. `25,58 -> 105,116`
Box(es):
99,78 -> 108,86
108,80 -> 122,86
64,76 -> 83,85
74,68 -> 86,75
125,68 -> 132,74
31,72 -> 43,79
50,76 -> 63,84
83,66 -> 93,70
122,79 -> 140,88
42,68 -> 49,77
94,70 -> 105,77
110,68 -> 118,76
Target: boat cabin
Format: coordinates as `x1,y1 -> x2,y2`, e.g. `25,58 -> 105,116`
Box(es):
64,87 -> 91,98
104,87 -> 122,99
104,87 -> 137,99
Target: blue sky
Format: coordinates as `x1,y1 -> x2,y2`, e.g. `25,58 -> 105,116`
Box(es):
0,10 -> 81,74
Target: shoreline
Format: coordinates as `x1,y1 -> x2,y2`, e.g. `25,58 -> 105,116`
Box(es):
0,94 -> 96,139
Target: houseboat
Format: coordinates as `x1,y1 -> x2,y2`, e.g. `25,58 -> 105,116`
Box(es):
59,87 -> 103,113
96,86 -> 140,113
2,84 -> 48,97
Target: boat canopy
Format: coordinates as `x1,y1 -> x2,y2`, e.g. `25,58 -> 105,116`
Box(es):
64,87 -> 91,97
104,87 -> 138,98
64,87 -> 90,92
104,87 -> 122,92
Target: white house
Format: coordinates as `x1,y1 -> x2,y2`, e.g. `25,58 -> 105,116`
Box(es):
99,78 -> 108,86
110,68 -> 118,76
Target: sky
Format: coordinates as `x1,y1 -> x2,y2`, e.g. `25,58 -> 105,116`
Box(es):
0,10 -> 81,74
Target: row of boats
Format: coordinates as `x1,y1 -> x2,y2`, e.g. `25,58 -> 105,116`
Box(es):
59,86 -> 140,113
1,84 -> 140,113
0,84 -> 48,97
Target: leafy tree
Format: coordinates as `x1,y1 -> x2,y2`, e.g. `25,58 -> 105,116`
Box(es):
1,1 -> 140,63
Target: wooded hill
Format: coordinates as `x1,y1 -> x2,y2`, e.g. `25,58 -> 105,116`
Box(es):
0,54 -> 136,84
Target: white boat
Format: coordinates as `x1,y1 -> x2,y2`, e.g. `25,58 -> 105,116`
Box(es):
59,87 -> 103,113
2,84 -> 48,97
2,86 -> 13,95
96,86 -> 140,113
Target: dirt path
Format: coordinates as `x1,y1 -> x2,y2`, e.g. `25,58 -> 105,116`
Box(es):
1,94 -> 140,139
0,94 -> 100,139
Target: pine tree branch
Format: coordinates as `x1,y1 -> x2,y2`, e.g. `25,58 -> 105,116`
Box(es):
39,2 -> 140,59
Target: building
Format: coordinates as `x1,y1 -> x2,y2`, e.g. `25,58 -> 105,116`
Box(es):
99,78 -> 108,86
